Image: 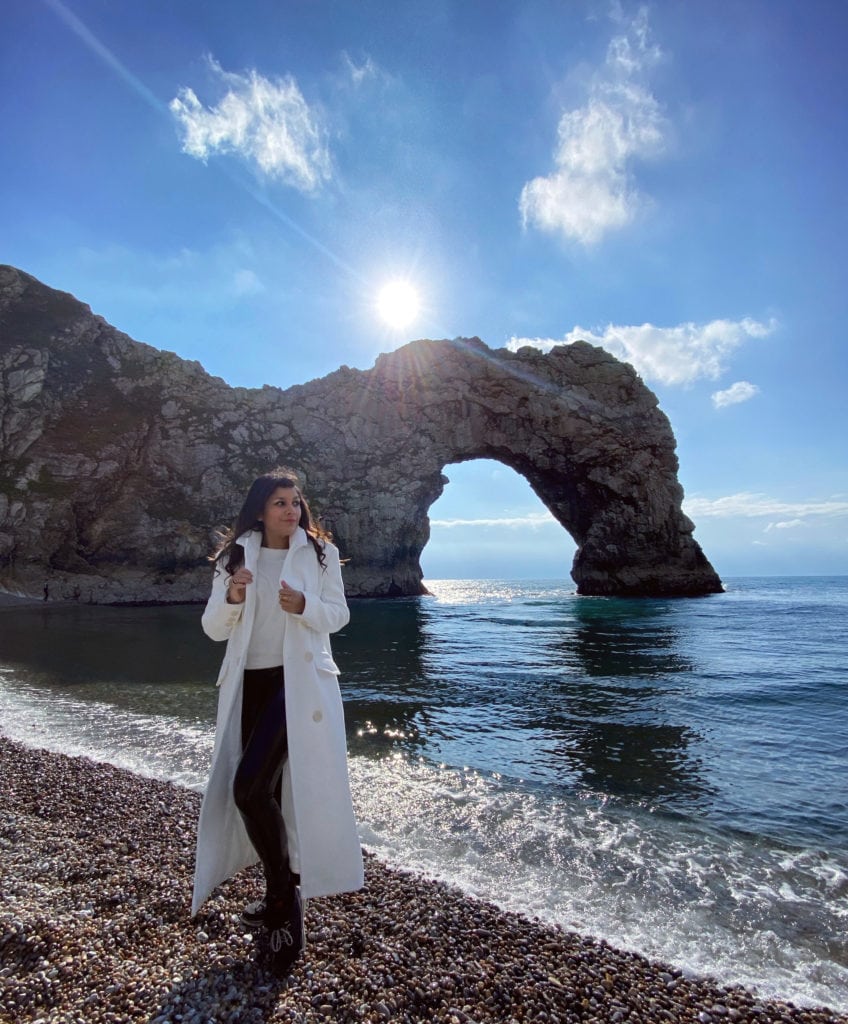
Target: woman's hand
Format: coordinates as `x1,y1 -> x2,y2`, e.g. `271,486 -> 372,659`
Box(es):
226,569 -> 253,604
279,580 -> 306,615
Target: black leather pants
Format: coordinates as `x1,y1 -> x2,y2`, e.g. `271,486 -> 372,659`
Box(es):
234,666 -> 293,901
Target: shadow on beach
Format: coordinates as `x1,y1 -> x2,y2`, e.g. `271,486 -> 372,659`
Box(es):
148,960 -> 290,1023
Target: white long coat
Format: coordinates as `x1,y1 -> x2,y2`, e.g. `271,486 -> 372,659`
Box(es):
191,526 -> 364,917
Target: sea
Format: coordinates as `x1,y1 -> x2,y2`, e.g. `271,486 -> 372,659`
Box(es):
0,576 -> 845,1012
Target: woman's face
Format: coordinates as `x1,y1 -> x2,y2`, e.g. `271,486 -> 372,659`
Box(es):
258,486 -> 301,548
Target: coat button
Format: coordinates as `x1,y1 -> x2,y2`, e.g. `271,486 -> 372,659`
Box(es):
304,651 -> 314,663
312,710 -> 323,723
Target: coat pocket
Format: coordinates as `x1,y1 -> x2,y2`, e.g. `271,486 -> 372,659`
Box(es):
315,651 -> 341,676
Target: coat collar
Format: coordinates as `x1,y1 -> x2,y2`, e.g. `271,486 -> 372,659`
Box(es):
236,525 -> 309,558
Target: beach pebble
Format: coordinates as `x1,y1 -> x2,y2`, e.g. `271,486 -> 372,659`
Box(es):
1,736 -> 845,1024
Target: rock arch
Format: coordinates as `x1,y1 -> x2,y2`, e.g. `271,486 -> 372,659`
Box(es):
322,338 -> 721,597
0,267 -> 722,601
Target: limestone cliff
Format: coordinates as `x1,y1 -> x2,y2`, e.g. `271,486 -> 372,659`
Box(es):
0,266 -> 722,602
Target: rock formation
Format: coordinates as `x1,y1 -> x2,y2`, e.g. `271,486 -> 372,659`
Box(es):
0,266 -> 722,602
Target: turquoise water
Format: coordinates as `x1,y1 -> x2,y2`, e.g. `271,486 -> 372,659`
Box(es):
0,577 -> 846,1010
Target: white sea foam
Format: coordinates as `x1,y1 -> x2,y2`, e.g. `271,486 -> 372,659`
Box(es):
0,676 -> 212,790
1,672 -> 846,1013
350,753 -> 848,1011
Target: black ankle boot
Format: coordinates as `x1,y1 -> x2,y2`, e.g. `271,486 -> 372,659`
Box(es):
265,886 -> 304,975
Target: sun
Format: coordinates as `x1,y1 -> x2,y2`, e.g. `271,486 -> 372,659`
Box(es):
376,280 -> 420,330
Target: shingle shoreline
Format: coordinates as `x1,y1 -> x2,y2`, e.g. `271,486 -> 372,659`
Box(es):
0,736 -> 844,1024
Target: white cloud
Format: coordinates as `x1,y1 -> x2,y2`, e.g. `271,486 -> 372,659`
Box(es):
431,511 -> 557,530
711,380 -> 760,409
519,9 -> 666,245
684,493 -> 848,520
170,57 -> 330,191
764,519 -> 804,532
508,317 -> 776,386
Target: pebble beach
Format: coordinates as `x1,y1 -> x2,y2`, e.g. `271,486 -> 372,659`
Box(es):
0,737 -> 844,1024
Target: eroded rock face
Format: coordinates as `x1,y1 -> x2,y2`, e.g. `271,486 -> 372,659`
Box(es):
0,266 -> 722,602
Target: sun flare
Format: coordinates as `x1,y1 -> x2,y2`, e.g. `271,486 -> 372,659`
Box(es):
376,280 -> 420,330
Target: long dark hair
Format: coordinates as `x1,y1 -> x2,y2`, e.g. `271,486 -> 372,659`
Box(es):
211,468 -> 330,574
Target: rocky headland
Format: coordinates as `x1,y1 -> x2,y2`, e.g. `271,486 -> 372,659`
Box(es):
0,266 -> 722,602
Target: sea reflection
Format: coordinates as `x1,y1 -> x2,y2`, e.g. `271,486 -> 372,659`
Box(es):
336,590 -> 711,811
563,597 -> 695,678
335,598 -> 431,756
536,599 -> 710,804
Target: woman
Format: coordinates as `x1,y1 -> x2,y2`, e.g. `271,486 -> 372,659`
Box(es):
191,468 -> 363,971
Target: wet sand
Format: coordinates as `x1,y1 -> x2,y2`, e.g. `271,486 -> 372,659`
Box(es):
0,736 -> 844,1024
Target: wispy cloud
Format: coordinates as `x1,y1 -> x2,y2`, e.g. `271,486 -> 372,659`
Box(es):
711,380 -> 760,409
342,52 -> 380,87
519,8 -> 666,245
232,268 -> 265,296
508,317 -> 776,386
170,57 -> 331,191
431,511 -> 557,530
684,493 -> 848,520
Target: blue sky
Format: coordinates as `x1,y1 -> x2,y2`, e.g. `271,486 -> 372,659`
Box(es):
3,0 -> 847,580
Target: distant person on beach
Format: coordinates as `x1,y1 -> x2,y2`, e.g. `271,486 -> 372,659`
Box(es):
191,468 -> 363,974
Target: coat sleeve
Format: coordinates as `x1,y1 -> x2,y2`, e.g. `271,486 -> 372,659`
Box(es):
295,542 -> 350,635
201,565 -> 245,642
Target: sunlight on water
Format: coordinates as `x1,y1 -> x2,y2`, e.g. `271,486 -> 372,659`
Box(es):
425,579 -> 576,605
